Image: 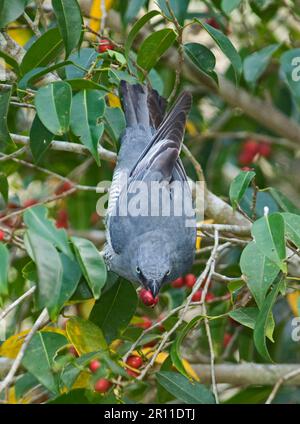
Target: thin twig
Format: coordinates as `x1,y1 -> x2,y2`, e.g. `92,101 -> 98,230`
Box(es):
0,308 -> 48,393
0,286 -> 36,322
265,367 -> 300,404
201,229 -> 219,403
0,187 -> 76,224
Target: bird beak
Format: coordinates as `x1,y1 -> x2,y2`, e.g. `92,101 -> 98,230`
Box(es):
147,280 -> 160,298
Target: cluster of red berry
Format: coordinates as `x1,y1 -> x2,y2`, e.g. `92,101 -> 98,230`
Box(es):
238,139 -> 272,166
86,353 -> 144,393
171,274 -> 215,302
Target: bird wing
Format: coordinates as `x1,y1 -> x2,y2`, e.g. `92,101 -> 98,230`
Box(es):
129,91 -> 192,183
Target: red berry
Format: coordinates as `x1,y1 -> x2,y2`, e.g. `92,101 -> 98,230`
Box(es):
56,209 -> 69,229
135,316 -> 152,330
143,339 -> 158,348
241,166 -> 253,172
23,199 -> 38,208
126,355 -> 143,369
89,360 -> 101,373
206,17 -> 221,30
55,181 -> 73,196
0,230 -> 4,241
223,333 -> 233,348
94,378 -> 112,393
69,346 -> 79,357
258,142 -> 272,158
97,39 -> 114,53
126,368 -> 139,378
185,273 -> 197,288
192,290 -> 203,302
139,289 -> 159,307
244,140 -> 259,154
205,292 -> 215,302
171,277 -> 185,288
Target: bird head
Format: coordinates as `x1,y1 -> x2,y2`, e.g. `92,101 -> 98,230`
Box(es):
132,237 -> 172,297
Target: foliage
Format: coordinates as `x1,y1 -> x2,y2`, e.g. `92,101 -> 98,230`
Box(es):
0,0 -> 300,405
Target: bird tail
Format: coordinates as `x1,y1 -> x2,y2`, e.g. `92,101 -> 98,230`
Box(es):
119,81 -> 167,129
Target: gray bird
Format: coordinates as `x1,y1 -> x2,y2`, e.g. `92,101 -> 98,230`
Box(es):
104,82 -> 196,297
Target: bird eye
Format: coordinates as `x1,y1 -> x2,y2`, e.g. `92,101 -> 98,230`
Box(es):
136,267 -> 141,274
166,270 -> 171,276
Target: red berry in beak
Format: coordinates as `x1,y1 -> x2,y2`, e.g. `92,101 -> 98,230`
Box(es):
139,288 -> 159,307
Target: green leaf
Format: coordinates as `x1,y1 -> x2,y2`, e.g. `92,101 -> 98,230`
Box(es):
26,232 -> 63,315
50,253 -> 82,319
19,61 -> 73,90
22,332 -> 67,394
170,316 -> 202,377
24,205 -> 72,258
280,48 -> 300,108
71,237 -> 107,299
70,90 -> 105,165
0,50 -> 20,75
0,87 -> 14,150
52,0 -> 82,58
221,0 -> 243,14
184,43 -> 217,83
268,188 -> 300,214
15,373 -> 40,401
243,44 -> 279,85
125,10 -> 161,61
157,0 -> 190,25
229,170 -> 256,209
156,371 -> 215,404
29,115 -> 54,163
67,79 -> 108,92
253,280 -> 281,361
252,212 -> 287,272
65,48 -> 99,79
20,27 -> 64,75
0,172 -> 8,203
282,212 -> 300,249
240,241 -> 280,308
195,19 -> 242,83
0,243 -> 9,296
137,29 -> 177,74
90,279 -> 138,343
229,307 -> 275,341
35,81 -> 72,135
66,317 -> 107,354
104,106 -> 126,144
0,0 -> 29,28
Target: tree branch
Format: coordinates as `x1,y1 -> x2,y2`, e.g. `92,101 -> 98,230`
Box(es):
192,363 -> 300,387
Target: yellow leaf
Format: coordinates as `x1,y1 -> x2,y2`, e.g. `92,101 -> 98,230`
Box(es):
287,291 -> 300,316
89,0 -> 114,33
138,350 -> 200,381
110,339 -> 122,351
0,327 -> 65,359
72,371 -> 91,389
182,358 -> 200,382
78,299 -> 95,320
108,93 -> 121,108
186,120 -> 197,136
66,317 -> 107,355
196,236 -> 201,250
7,22 -> 32,46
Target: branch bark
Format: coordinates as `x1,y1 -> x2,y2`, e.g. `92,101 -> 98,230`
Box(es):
193,363 -> 300,386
